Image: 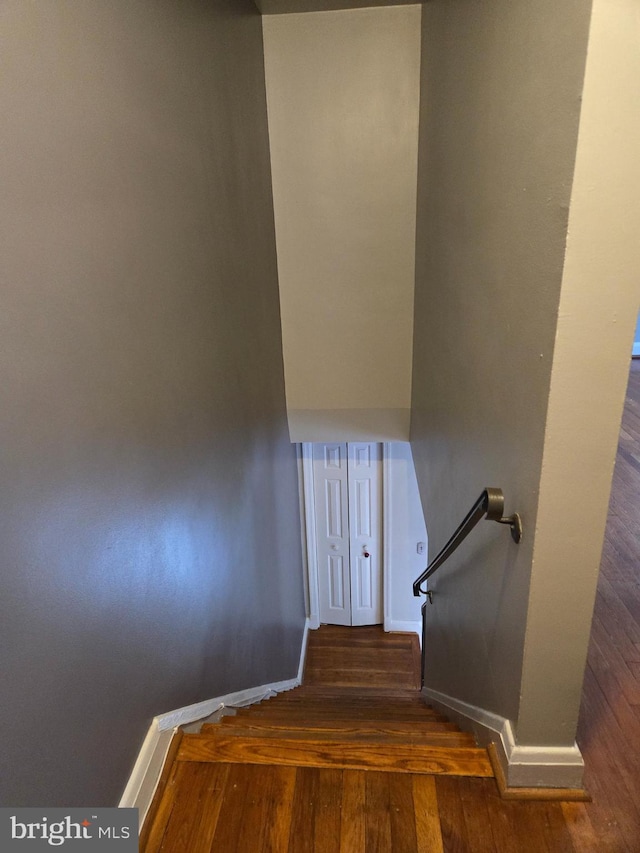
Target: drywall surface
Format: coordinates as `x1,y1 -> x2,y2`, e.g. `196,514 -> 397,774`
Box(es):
384,443 -> 427,630
0,0 -> 304,806
517,0 -> 640,746
263,6 -> 421,442
258,0 -> 417,15
289,408 -> 410,443
411,0 -> 592,726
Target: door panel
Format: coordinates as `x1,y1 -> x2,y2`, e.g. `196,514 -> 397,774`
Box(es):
354,478 -> 372,538
325,478 -> 343,537
347,443 -> 382,626
313,443 -> 351,626
355,555 -> 372,609
329,555 -> 345,609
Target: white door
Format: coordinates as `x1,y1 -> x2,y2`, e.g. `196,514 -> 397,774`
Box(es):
313,442 -> 382,626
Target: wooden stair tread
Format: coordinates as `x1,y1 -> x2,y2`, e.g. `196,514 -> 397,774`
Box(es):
255,695 -> 435,705
177,733 -> 493,777
259,695 -> 432,706
301,677 -> 418,688
217,718 -> 462,735
203,723 -> 475,746
282,686 -> 426,698
236,709 -> 448,722
250,704 -> 443,715
237,699 -> 441,713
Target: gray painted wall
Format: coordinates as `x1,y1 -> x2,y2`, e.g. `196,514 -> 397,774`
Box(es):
0,0 -> 305,806
411,0 -> 592,726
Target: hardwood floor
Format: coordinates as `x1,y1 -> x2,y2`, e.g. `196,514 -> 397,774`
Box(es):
143,361 -> 640,851
303,625 -> 422,691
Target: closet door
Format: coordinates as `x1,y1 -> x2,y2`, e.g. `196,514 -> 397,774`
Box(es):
348,443 -> 382,626
313,443 -> 351,626
313,442 -> 382,626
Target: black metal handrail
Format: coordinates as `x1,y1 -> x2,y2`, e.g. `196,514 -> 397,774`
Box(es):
412,487 -> 522,599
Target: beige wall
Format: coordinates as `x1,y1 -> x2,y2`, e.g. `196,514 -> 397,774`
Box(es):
0,0 -> 305,807
411,0 -> 593,728
517,0 -> 640,745
263,6 -> 421,442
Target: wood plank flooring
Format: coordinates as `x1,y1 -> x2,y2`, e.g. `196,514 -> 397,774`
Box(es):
303,626 -> 422,691
143,361 -> 640,851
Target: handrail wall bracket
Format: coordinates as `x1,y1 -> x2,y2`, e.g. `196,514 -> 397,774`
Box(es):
413,487 -> 522,598
497,511 -> 523,544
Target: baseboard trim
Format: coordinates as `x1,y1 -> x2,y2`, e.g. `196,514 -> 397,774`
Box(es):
118,724 -> 176,828
120,617 -> 311,826
137,729 -> 183,851
297,617 -> 311,683
632,343 -> 640,357
384,619 -> 421,641
422,686 -> 585,791
488,744 -> 589,801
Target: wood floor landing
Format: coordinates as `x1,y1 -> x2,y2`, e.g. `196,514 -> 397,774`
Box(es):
145,763 -> 445,852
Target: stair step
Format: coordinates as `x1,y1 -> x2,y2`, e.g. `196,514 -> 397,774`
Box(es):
217,717 -> 462,735
259,694 -> 431,705
177,733 -> 493,777
283,686 -> 425,698
238,697 -> 439,711
200,723 -> 475,747
235,708 -> 448,722
252,703 -> 441,715
301,677 -> 418,689
256,702 -> 437,714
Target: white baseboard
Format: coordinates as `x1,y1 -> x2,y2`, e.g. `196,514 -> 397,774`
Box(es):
297,617 -> 311,683
384,619 -> 421,641
118,725 -> 175,829
632,342 -> 640,357
120,617 -> 311,827
422,686 -> 585,789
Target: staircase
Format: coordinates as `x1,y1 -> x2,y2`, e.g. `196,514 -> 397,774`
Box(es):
142,627 -> 495,851
177,685 -> 493,778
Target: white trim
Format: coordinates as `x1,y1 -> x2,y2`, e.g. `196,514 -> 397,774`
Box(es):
118,724 -> 175,828
120,618 -> 312,826
382,443 -> 393,632
297,617 -> 311,683
155,677 -> 300,731
422,686 -> 585,789
297,444 -> 311,624
385,619 -> 421,642
301,443 -> 320,629
632,342 -> 640,357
